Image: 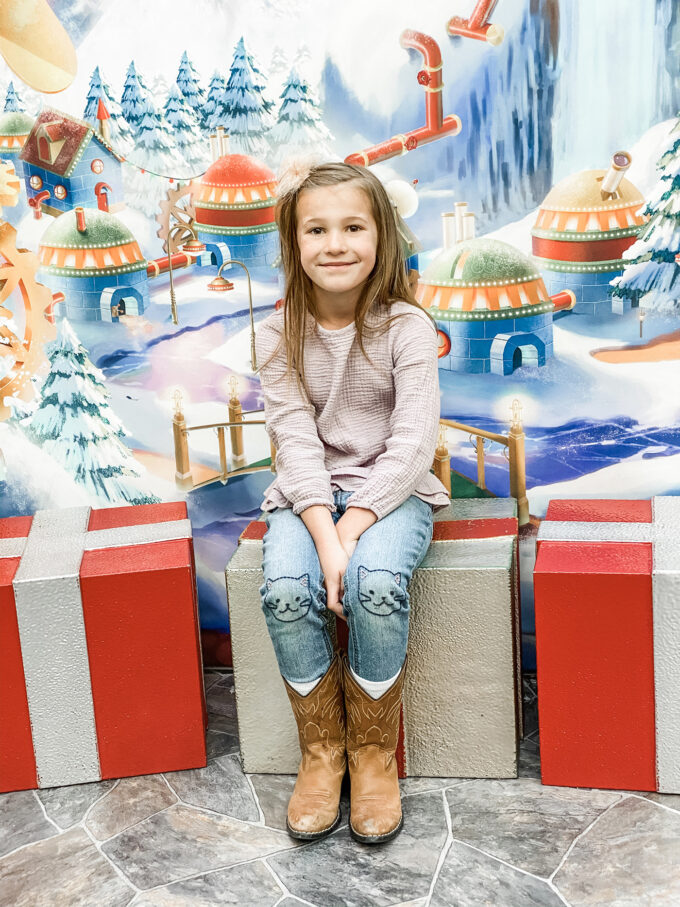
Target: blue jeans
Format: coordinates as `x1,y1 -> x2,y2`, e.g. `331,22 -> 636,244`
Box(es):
259,489 -> 434,684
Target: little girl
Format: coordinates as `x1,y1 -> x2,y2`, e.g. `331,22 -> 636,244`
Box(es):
255,160 -> 450,845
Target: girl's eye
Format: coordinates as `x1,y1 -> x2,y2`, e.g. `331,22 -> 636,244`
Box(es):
309,227 -> 323,235
348,224 -> 362,232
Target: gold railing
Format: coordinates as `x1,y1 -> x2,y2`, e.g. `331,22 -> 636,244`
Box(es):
172,382 -> 276,491
431,399 -> 529,525
172,385 -> 529,525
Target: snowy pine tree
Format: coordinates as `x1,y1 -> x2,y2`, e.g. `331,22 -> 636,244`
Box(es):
4,81 -> 25,113
203,71 -> 226,132
270,46 -> 288,79
23,319 -> 159,505
4,378 -> 40,425
83,67 -> 108,121
83,66 -> 133,153
611,116 -> 680,312
123,100 -> 175,215
134,102 -> 176,172
120,61 -> 149,131
210,37 -> 272,157
295,43 -> 312,75
163,84 -> 210,173
269,67 -> 333,166
246,42 -> 276,119
176,51 -> 205,124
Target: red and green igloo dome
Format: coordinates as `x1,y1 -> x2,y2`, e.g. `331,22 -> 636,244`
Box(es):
416,237 -> 552,321
38,208 -> 146,276
531,167 -> 646,273
191,154 -> 277,236
0,111 -> 34,154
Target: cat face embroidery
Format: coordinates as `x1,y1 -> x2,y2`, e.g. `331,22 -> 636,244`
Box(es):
264,574 -> 312,622
357,566 -> 406,616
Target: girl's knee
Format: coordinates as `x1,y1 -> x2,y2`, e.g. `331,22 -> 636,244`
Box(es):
260,572 -> 326,622
343,563 -> 409,619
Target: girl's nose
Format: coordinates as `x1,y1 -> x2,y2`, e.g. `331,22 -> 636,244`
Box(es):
325,230 -> 348,252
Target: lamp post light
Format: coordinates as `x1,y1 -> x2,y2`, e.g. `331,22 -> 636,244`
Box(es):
508,398 -> 529,527
167,223 -> 205,326
639,307 -> 646,339
207,259 -> 258,371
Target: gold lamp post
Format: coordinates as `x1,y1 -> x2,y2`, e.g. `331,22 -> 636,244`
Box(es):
207,259 -> 258,371
508,398 -> 529,527
172,387 -> 193,489
639,307 -> 647,338
167,223 -> 205,326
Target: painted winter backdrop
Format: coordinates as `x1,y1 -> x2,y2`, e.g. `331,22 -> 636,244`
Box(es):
1,0 -> 679,657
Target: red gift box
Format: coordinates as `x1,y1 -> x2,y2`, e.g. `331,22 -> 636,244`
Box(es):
534,496 -> 680,793
0,502 -> 207,792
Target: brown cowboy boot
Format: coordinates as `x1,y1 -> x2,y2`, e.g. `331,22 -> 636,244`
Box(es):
342,654 -> 406,844
282,653 -> 346,840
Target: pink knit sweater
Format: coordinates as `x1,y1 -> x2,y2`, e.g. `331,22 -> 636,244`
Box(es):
255,300 -> 451,521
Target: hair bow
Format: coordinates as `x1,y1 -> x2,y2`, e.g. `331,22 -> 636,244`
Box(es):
276,152 -> 326,197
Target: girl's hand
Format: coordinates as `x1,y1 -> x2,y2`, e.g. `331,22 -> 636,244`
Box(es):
335,508 -> 373,561
337,531 -> 357,560
317,541 -> 349,622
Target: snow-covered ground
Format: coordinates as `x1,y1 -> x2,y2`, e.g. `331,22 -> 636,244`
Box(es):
0,422 -> 92,513
0,418 -> 177,514
437,307 -> 680,430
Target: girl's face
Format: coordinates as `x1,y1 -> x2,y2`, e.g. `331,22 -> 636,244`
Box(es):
296,182 -> 378,308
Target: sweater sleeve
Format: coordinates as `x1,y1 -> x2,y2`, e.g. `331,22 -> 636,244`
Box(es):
255,319 -> 335,515
345,310 -> 441,521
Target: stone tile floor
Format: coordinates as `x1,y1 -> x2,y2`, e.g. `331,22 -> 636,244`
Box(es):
2,672 -> 680,907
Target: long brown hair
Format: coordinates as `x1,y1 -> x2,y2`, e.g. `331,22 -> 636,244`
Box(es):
256,161 -> 436,400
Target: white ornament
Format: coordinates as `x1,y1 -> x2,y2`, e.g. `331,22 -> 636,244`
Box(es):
385,179 -> 418,218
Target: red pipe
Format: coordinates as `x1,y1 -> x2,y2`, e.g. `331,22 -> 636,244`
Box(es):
344,30 -> 461,167
47,292 -> 65,325
447,0 -> 504,45
550,291 -> 576,312
345,119 -> 461,167
469,0 -> 499,29
75,206 -> 86,232
147,251 -> 194,278
28,190 -> 50,219
401,30 -> 444,133
94,182 -> 112,213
